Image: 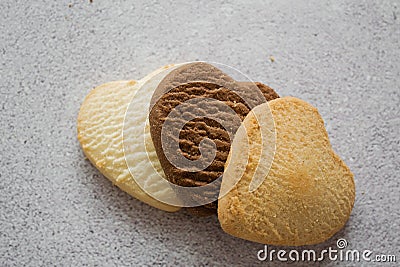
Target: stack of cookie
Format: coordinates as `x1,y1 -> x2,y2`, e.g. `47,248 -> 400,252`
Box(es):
77,62 -> 355,246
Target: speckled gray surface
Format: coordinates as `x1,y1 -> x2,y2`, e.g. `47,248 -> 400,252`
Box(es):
1,0 -> 399,266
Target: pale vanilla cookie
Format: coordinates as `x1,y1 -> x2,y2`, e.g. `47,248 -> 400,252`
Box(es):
218,97 -> 355,246
77,66 -> 181,212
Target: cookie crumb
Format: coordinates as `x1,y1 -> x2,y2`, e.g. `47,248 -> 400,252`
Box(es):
269,56 -> 275,63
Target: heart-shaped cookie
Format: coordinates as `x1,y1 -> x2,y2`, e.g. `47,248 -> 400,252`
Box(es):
149,62 -> 280,215
77,65 -> 181,212
218,97 -> 355,245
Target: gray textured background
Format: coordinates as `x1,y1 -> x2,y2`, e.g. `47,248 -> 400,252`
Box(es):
1,0 -> 399,266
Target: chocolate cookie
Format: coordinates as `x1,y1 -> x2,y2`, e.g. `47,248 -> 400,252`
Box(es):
149,62 -> 279,215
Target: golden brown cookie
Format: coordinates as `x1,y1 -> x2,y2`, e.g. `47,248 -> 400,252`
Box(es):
218,97 -> 355,245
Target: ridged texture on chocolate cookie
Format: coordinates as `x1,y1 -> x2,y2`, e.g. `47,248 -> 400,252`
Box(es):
149,62 -> 279,215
